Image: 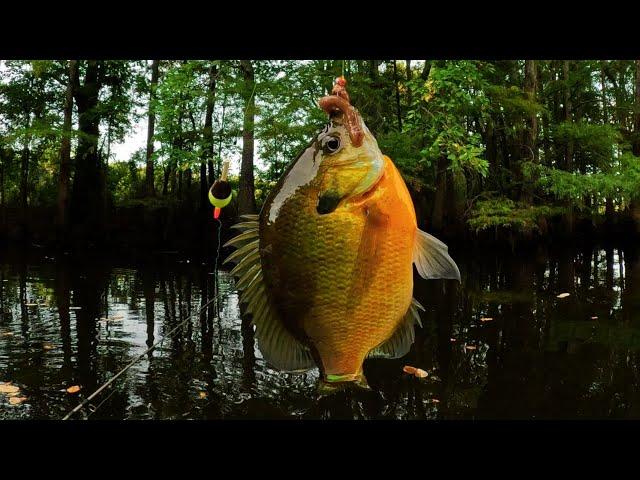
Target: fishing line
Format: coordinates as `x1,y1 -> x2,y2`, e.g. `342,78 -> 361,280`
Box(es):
213,218 -> 222,303
232,79 -> 257,149
62,220 -> 226,421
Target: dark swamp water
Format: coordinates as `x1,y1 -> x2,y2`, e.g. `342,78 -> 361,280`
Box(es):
1,242 -> 640,420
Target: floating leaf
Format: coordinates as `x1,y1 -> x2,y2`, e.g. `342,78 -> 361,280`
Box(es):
66,385 -> 81,394
590,316 -> 598,320
0,384 -> 20,394
556,293 -> 570,299
1,332 -> 13,337
199,392 -> 207,399
480,317 -> 493,322
43,343 -> 54,351
69,306 -> 82,310
403,365 -> 429,378
431,398 -> 440,404
9,396 -> 27,405
25,303 -> 38,307
465,345 -> 477,351
450,338 -> 457,342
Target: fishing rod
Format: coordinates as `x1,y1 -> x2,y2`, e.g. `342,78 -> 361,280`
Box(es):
62,161 -> 235,421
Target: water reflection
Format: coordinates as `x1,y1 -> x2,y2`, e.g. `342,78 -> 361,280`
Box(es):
0,244 -> 639,419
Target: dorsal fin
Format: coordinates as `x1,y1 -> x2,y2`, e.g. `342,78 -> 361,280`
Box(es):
225,218 -> 315,372
413,229 -> 461,282
367,298 -> 423,359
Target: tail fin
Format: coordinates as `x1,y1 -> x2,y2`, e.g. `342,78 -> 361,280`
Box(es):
318,372 -> 371,397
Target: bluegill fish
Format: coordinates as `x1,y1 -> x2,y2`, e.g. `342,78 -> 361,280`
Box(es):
225,77 -> 460,389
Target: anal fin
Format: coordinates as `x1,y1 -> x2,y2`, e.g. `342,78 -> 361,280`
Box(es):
367,299 -> 423,359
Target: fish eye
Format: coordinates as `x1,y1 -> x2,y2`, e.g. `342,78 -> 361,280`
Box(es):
322,136 -> 341,155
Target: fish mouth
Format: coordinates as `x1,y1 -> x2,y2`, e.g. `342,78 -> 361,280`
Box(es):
316,191 -> 343,215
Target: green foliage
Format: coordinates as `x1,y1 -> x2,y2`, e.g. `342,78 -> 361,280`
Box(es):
552,121 -> 620,168
377,130 -> 428,190
1,58 -> 640,240
404,61 -> 490,180
468,198 -> 565,234
527,152 -> 640,209
486,84 -> 545,118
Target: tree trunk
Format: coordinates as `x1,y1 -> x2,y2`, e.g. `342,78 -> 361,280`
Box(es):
128,157 -> 139,193
57,60 -> 77,235
237,60 -> 257,215
162,165 -> 172,197
563,60 -> 575,234
631,60 -> 640,232
421,61 -> 432,80
563,61 -> 573,171
606,196 -> 614,226
201,63 -> 217,210
405,59 -> 412,108
521,60 -> 538,203
200,161 -> 208,212
208,160 -> 215,186
369,60 -> 378,80
19,121 -> 30,221
485,119 -> 498,170
431,156 -> 448,232
630,59 -> 640,233
541,106 -> 551,165
600,63 -> 608,124
71,60 -> 105,238
393,60 -> 402,132
183,167 -> 192,208
600,65 -> 624,228
145,60 -> 159,196
0,153 -> 4,229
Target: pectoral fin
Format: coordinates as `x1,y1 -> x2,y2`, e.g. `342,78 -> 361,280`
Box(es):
413,229 -> 461,282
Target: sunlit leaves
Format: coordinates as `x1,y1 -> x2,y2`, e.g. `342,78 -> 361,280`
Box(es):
403,61 -> 491,179
0,383 -> 20,394
467,197 -> 565,234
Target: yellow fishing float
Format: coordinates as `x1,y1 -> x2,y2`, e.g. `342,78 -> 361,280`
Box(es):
208,159 -> 232,219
